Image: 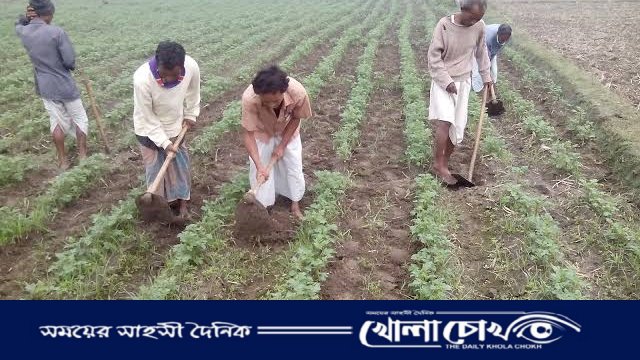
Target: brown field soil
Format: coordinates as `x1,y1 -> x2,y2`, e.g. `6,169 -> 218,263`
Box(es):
1,0 -> 639,300
493,0 -> 640,109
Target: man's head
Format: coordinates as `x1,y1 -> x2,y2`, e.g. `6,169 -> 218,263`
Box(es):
458,0 -> 487,26
498,24 -> 512,44
155,41 -> 186,84
252,65 -> 289,109
30,0 -> 55,24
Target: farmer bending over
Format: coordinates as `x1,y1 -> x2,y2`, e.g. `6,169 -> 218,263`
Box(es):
428,0 -> 493,185
133,41 -> 200,220
241,65 -> 313,220
15,0 -> 89,170
472,23 -> 512,93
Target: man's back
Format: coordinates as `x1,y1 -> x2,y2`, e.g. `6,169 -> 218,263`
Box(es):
16,17 -> 79,101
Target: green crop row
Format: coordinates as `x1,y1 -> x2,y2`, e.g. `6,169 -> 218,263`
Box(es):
137,175 -> 248,300
190,0 -> 378,155
25,3 -> 383,299
268,171 -> 350,299
0,154 -> 35,187
409,174 -> 458,299
498,81 -> 583,176
332,1 -> 396,159
399,7 -> 431,166
494,183 -> 587,299
26,191 -> 143,299
498,79 -> 640,275
0,154 -> 109,246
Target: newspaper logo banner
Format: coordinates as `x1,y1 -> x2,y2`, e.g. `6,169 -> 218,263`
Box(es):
359,311 -> 581,350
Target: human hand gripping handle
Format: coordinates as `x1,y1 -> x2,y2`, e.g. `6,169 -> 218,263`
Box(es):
148,126 -> 189,194
250,156 -> 278,196
26,6 -> 37,20
446,82 -> 458,94
165,122 -> 192,154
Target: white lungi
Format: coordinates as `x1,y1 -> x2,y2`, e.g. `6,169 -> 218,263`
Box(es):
42,98 -> 89,138
428,79 -> 471,145
472,56 -> 498,92
249,135 -> 305,207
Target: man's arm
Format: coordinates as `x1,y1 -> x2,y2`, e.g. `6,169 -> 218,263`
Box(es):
276,117 -> 301,149
475,27 -> 492,85
57,30 -> 77,70
15,15 -> 29,35
241,99 -> 270,177
428,20 -> 455,90
183,58 -> 201,127
15,6 -> 36,35
243,130 -> 264,170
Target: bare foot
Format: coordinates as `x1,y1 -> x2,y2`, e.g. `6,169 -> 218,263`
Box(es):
58,158 -> 70,171
291,202 -> 304,221
432,164 -> 457,185
179,201 -> 192,222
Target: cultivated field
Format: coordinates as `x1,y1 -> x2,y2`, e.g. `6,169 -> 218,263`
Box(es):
0,0 -> 639,300
493,0 -> 640,109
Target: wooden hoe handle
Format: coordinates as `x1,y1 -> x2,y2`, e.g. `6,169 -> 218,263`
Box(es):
147,126 -> 189,194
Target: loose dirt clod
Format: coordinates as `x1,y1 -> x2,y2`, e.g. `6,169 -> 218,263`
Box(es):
487,98 -> 505,117
234,194 -> 276,241
136,193 -> 181,225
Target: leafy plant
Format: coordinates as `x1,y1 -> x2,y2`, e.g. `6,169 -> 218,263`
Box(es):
409,174 -> 457,300
0,154 -> 35,187
0,154 -> 110,246
398,10 -> 430,166
137,175 -> 248,300
269,171 -> 350,300
333,6 -> 394,159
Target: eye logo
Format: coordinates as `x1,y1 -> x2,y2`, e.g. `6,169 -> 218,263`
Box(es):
507,313 -> 581,345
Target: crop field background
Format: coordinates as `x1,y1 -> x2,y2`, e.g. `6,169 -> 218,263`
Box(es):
0,0 -> 639,300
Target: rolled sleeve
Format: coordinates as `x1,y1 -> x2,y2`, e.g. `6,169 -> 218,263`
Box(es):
241,99 -> 260,132
293,94 -> 312,120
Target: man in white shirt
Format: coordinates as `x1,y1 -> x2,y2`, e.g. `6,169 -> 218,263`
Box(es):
133,41 -> 200,220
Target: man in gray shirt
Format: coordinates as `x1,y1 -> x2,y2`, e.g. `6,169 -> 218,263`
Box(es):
16,0 -> 89,170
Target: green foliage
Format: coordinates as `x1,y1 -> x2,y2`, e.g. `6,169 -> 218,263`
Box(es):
522,114 -> 556,141
0,154 -> 109,246
468,93 -> 511,161
549,140 -> 582,175
190,102 -> 241,154
26,192 -> 141,299
138,175 -> 249,300
303,3 -> 386,101
0,154 -> 35,187
498,82 -> 583,177
567,107 -> 596,143
333,4 -> 395,159
496,183 -> 585,298
270,171 -> 350,300
545,266 -> 586,300
409,174 -> 456,299
398,9 -> 430,166
579,179 -> 619,220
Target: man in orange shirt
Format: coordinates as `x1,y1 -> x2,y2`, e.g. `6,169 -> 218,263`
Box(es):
241,65 -> 313,220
